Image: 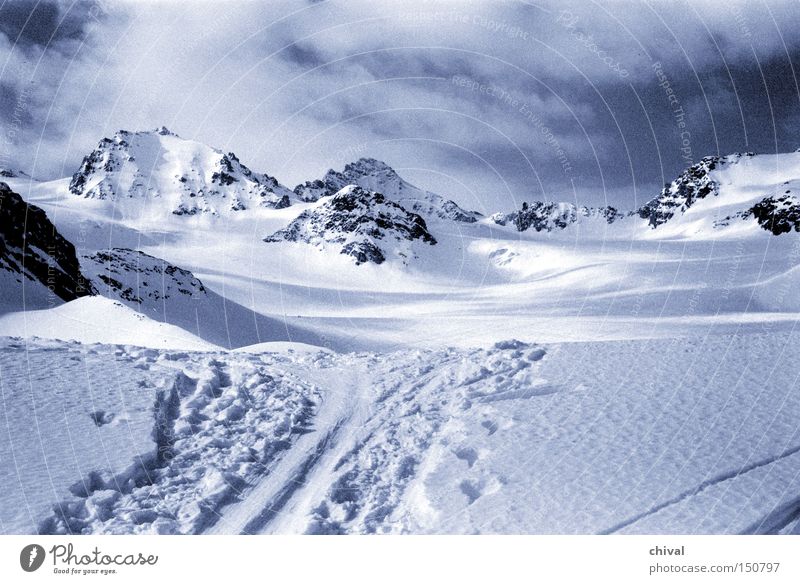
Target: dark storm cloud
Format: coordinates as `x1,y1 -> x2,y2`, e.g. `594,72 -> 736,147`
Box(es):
281,41 -> 329,69
2,0 -> 800,212
0,0 -> 88,49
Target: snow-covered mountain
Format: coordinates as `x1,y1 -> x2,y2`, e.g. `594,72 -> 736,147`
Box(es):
294,157 -> 482,223
491,201 -> 623,232
69,127 -> 294,218
637,152 -> 800,236
265,185 -> 437,264
0,182 -> 94,311
483,152 -> 800,238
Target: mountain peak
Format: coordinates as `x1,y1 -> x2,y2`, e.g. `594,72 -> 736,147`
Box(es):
265,185 -> 436,265
292,157 -> 481,222
68,130 -> 293,215
341,157 -> 396,176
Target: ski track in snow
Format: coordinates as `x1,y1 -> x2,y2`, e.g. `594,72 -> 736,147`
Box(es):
4,330 -> 800,535
601,443 -> 800,534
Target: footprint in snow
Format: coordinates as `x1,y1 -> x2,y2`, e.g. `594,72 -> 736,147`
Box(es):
454,446 -> 479,468
459,474 -> 505,505
527,348 -> 546,361
89,410 -> 115,427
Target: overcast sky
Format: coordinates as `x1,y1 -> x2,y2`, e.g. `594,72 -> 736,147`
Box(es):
1,0 -> 799,212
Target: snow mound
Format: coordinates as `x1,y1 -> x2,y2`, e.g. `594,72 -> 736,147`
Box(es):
0,296 -> 216,350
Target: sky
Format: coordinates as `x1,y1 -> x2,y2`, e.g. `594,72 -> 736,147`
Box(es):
1,0 -> 799,213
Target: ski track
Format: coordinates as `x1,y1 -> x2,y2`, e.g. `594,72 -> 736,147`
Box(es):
601,442 -> 800,535
7,333 -> 800,535
207,359 -> 370,535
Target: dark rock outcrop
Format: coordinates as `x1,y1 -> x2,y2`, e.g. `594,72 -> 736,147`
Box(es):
265,185 -> 436,265
0,182 -> 94,301
492,201 -> 622,232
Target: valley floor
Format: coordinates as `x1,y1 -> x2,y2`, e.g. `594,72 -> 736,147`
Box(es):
3,327 -> 800,534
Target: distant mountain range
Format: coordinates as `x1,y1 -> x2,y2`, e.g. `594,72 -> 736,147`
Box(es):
2,127 -> 800,318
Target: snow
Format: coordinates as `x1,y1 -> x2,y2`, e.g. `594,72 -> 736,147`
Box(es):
4,331 -> 800,535
3,143 -> 800,534
0,297 -> 217,351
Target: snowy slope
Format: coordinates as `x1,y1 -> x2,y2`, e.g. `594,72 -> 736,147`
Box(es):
0,297 -> 216,350
80,247 -> 331,349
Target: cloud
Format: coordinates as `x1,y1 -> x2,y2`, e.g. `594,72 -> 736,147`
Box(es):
1,0 -> 799,211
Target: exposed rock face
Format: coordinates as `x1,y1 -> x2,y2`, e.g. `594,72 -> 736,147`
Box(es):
0,182 -> 94,301
69,128 -> 293,216
265,185 -> 437,265
81,248 -> 207,305
492,201 -> 622,232
747,194 -> 800,234
293,158 -> 481,223
637,155 -> 755,228
713,194 -> 800,234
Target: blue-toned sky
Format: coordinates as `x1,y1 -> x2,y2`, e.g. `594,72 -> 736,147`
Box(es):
1,0 -> 799,212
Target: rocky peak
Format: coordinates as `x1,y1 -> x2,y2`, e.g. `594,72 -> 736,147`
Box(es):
637,154 -> 754,228
293,157 -> 481,223
265,185 -> 436,265
492,201 -> 622,232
